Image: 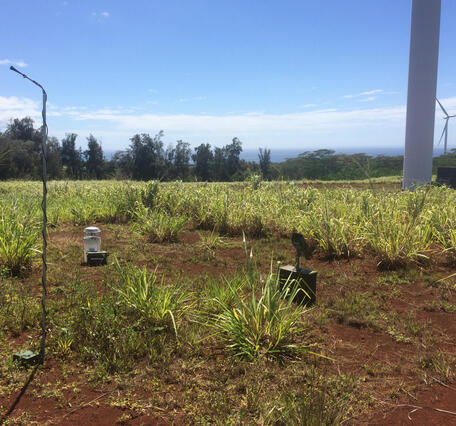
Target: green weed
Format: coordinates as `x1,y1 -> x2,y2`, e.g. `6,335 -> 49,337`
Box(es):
132,203 -> 188,243
210,270 -> 316,361
0,208 -> 39,276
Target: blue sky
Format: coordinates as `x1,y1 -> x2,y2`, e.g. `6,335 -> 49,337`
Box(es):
1,0 -> 456,154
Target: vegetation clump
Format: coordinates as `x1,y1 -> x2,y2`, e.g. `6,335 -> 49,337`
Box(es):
0,206 -> 39,276
210,270 -> 316,361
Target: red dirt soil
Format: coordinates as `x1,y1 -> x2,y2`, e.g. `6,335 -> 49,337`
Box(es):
1,226 -> 455,425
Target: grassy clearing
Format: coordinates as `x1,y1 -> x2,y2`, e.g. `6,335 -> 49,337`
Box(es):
0,180 -> 455,424
1,180 -> 455,268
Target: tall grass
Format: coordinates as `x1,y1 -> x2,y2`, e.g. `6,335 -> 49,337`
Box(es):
66,261 -> 192,372
0,180 -> 455,268
132,203 -> 188,243
210,269 -> 315,360
0,206 -> 39,275
365,189 -> 433,268
113,260 -> 191,335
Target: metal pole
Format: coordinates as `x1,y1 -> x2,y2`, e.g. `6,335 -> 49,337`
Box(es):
1,66 -> 48,423
403,0 -> 441,189
9,65 -> 48,363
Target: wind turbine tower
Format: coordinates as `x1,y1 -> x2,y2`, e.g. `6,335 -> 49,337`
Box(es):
436,98 -> 456,154
403,0 -> 441,189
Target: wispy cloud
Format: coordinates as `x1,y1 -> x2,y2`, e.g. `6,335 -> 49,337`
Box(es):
0,96 -> 39,122
179,96 -> 206,103
359,96 -> 376,103
299,103 -> 317,109
92,11 -> 110,22
341,89 -> 384,99
4,96 -> 456,150
341,89 -> 399,100
0,59 -> 28,68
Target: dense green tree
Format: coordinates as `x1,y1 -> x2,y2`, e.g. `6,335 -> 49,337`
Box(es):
4,115 -> 455,182
128,131 -> 165,180
224,137 -> 243,179
173,140 -> 191,179
84,134 -> 104,179
61,133 -> 83,178
213,147 -> 227,181
46,137 -> 63,179
166,140 -> 191,180
109,151 -> 132,179
258,147 -> 271,180
192,143 -> 214,181
0,135 -> 37,179
4,117 -> 40,146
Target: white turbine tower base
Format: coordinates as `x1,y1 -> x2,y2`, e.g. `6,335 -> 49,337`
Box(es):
403,0 -> 441,190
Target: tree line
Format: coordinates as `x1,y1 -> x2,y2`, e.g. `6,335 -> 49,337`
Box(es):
1,117 -> 455,181
0,117 -> 258,181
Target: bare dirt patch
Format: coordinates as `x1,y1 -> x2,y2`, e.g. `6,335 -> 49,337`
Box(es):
1,225 -> 455,425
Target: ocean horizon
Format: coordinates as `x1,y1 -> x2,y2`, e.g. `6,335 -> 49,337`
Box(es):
104,146 -> 449,163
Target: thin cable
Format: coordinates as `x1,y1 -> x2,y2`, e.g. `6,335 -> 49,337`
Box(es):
1,69 -> 48,424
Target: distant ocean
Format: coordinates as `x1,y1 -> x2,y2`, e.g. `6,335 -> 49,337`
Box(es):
104,147 -> 448,163
240,147 -> 447,163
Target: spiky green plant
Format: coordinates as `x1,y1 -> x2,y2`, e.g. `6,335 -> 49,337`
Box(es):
197,229 -> 225,258
365,189 -> 432,268
211,270 -> 317,360
113,260 -> 191,336
132,202 -> 188,243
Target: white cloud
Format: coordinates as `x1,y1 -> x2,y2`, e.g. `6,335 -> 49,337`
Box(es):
0,59 -> 28,68
342,89 -> 384,99
64,105 -> 407,134
299,103 -> 317,109
359,89 -> 384,96
0,96 -> 40,124
4,96 -> 456,150
359,96 -> 376,103
341,89 -> 400,100
178,96 -> 206,103
92,11 -> 110,21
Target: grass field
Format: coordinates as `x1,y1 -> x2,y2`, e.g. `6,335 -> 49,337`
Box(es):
0,179 -> 455,425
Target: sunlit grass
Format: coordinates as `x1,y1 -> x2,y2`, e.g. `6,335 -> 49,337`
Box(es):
0,180 -> 455,269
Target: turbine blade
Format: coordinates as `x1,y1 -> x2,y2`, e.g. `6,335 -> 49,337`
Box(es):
438,120 -> 448,145
436,98 -> 449,117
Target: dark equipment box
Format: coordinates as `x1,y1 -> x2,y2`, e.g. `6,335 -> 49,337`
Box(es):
436,167 -> 456,189
279,265 -> 317,307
